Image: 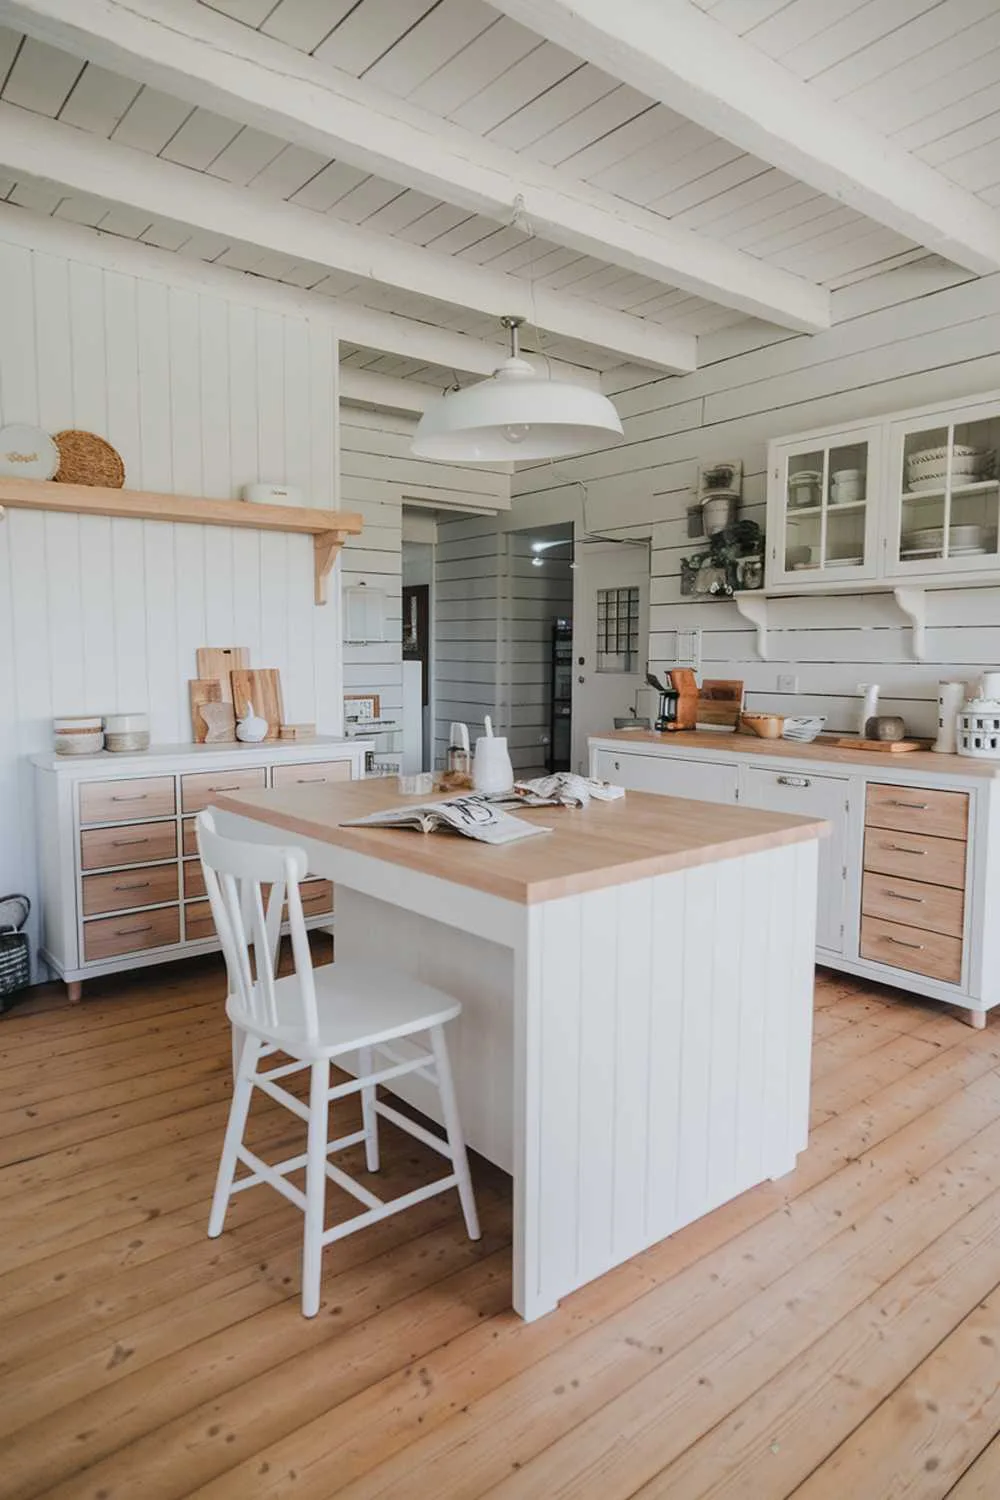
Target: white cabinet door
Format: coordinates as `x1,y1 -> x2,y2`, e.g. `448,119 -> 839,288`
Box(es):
767,425 -> 882,589
594,749 -> 739,803
743,765 -> 848,955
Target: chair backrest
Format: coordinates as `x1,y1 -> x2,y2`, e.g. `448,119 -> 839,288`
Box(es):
196,810 -> 320,1041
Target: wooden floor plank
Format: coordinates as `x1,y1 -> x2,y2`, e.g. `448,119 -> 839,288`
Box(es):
2,956 -> 998,1500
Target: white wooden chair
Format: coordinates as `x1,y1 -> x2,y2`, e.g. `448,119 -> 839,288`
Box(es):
197,809 -> 480,1317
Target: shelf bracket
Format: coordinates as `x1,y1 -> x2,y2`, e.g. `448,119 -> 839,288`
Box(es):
733,592 -> 769,659
314,531 -> 348,606
892,586 -> 927,662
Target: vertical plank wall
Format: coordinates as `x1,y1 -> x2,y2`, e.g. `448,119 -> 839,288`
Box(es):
512,256 -> 1000,733
0,233 -> 341,974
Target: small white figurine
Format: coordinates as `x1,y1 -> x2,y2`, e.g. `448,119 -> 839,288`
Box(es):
235,700 -> 268,743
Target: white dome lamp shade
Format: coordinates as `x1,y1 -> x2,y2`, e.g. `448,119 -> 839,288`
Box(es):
411,317 -> 624,463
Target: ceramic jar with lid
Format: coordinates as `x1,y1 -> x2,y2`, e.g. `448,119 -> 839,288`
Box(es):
104,713 -> 150,752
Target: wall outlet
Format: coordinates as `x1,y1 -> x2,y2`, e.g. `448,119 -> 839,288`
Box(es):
777,673 -> 799,693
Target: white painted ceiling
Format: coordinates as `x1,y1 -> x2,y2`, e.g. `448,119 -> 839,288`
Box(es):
0,0 -> 998,388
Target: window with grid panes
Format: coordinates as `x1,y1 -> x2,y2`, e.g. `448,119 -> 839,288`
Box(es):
596,586 -> 640,672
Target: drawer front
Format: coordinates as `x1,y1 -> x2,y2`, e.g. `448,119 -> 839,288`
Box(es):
865,783 -> 969,842
82,864 -> 180,917
863,827 -> 967,890
185,879 -> 333,943
84,906 -> 180,962
183,858 -> 205,900
182,817 -> 197,857
80,821 -> 177,871
181,767 -> 266,814
860,914 -> 963,986
271,760 -> 353,788
80,776 -> 176,825
861,871 -> 964,940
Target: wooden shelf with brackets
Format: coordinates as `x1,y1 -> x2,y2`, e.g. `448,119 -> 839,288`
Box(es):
0,477 -> 362,604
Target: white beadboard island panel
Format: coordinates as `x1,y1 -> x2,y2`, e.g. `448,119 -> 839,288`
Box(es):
512,255 -> 1000,734
0,218 -> 342,977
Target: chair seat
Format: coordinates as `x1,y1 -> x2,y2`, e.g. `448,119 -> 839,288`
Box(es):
227,958 -> 462,1058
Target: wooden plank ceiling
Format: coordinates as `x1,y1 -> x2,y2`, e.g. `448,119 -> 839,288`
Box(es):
0,0 -> 998,386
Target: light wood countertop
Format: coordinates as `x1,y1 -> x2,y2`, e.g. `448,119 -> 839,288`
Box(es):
215,779 -> 828,905
594,729 -> 1000,778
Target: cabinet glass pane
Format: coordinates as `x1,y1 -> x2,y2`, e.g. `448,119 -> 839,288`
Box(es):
899,419 -> 1000,564
784,440 -> 869,574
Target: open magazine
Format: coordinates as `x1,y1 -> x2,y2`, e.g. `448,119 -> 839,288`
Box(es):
342,794 -> 551,846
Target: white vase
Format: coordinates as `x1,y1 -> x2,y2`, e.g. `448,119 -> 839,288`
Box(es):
236,700 -> 268,743
933,681 -> 967,754
472,736 -> 514,794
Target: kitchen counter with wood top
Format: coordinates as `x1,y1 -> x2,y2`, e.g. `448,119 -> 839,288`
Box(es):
597,728 -> 1000,777
214,777 -> 827,906
213,777 -> 822,1324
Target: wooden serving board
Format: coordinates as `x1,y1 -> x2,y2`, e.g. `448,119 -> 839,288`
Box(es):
231,668 -> 283,740
833,737 -> 928,753
697,679 -> 744,729
196,647 -> 249,701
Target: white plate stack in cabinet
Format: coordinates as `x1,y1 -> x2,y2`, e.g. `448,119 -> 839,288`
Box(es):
32,738 -> 371,1000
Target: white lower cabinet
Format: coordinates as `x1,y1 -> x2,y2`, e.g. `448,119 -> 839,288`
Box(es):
742,766 -> 849,955
594,749 -> 739,803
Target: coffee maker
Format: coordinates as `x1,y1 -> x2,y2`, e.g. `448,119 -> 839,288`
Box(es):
646,669 -> 698,733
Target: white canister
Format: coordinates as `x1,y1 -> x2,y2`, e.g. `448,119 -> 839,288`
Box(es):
932,681 -> 967,754
981,671 -> 1000,699
472,736 -> 514,795
104,712 -> 151,752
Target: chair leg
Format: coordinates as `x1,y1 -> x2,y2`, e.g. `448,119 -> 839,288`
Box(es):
358,1045 -> 380,1172
430,1024 -> 480,1241
208,1031 -> 260,1238
302,1057 -> 330,1318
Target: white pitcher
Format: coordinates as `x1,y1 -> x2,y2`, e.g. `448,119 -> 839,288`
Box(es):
472,715 -> 514,795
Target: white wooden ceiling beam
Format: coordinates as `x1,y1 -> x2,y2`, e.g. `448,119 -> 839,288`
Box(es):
488,0 -> 1000,277
339,369 -> 434,414
0,104 -> 695,370
0,0 -> 830,332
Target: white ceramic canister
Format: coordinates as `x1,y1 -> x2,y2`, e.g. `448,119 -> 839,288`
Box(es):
932,681 -> 968,754
981,671 -> 1000,700
53,715 -> 104,755
472,735 -> 514,795
103,712 -> 151,752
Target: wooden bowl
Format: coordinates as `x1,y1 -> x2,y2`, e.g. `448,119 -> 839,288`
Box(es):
742,713 -> 785,739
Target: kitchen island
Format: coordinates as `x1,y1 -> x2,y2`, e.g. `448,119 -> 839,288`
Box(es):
214,779 -> 827,1321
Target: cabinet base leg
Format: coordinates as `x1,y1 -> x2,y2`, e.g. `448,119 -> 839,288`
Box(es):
964,1007 -> 987,1030
66,980 -> 82,1004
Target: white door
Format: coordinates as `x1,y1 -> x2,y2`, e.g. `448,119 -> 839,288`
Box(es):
571,541 -> 650,774
743,766 -> 849,955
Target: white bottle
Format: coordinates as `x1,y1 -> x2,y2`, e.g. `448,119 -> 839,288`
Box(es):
933,681 -> 967,754
857,683 -> 879,738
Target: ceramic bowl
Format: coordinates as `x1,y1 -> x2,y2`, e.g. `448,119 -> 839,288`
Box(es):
742,712 -> 785,739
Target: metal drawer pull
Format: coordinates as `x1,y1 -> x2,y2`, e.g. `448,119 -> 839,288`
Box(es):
111,793 -> 148,802
884,888 -> 923,903
777,775 -> 810,787
115,923 -> 153,936
297,776 -> 327,783
208,784 -> 241,792
111,836 -> 149,847
886,844 -> 925,855
114,881 -> 150,892
887,800 -> 929,810
886,936 -> 924,951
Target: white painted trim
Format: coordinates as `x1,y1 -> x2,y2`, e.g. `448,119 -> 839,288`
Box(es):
0,0 -> 830,333
340,369 -> 435,415
0,202 -> 507,375
488,0 -> 1000,275
0,103 -> 694,371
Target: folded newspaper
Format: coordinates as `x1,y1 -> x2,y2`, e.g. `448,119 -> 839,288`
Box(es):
342,794 -> 551,846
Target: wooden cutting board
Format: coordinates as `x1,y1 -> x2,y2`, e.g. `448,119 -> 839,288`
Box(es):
697,679 -> 744,729
231,668 -> 283,740
833,737 -> 927,753
196,647 -> 249,701
190,679 -> 224,743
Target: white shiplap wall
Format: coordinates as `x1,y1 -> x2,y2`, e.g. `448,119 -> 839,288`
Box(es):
513,257 -> 1000,735
0,225 -> 342,976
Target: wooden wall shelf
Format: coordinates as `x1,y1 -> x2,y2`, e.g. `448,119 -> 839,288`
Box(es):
0,478 -> 363,605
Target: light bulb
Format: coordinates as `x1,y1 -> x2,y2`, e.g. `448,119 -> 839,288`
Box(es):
503,423 -> 531,444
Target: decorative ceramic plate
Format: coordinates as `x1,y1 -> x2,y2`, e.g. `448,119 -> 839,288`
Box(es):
0,423 -> 59,479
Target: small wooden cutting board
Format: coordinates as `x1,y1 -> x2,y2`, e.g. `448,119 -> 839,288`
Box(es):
833,737 -> 928,753
231,668 -> 284,740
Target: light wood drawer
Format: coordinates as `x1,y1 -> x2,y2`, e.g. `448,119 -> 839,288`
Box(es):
863,827 -> 967,890
861,871 -> 964,940
865,783 -> 969,842
271,760 -> 352,787
80,776 -> 175,826
184,859 -> 331,907
80,821 -> 177,871
82,864 -> 180,917
184,879 -> 333,944
183,858 -> 205,900
860,915 -> 963,986
182,817 -> 197,857
84,906 -> 180,962
180,767 -> 266,814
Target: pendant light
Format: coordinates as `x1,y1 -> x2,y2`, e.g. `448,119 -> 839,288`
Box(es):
411,317 -> 624,463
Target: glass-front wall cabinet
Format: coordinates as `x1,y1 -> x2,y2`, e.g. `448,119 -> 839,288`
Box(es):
888,406 -> 1000,575
771,427 -> 880,586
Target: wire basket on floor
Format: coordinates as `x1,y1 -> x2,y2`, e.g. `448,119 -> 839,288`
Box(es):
0,895 -> 30,1006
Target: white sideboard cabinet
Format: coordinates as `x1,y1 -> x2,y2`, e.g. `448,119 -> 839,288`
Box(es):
32,737 -> 370,1001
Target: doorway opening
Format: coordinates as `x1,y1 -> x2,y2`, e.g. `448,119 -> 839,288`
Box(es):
570,537 -> 651,775
506,524 -> 574,778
